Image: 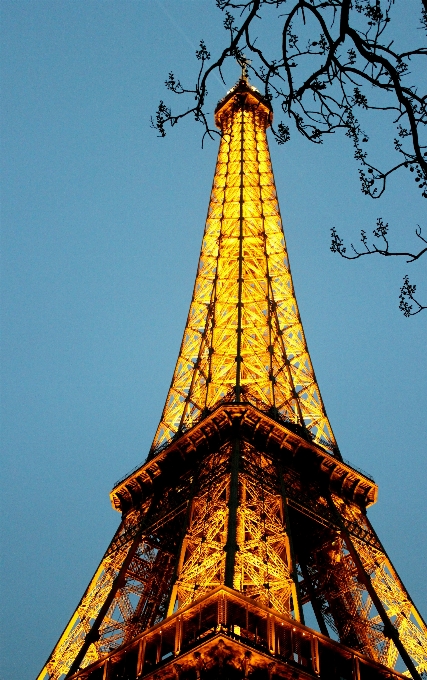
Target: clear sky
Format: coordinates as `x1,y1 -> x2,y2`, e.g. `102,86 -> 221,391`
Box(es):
1,2 -> 426,679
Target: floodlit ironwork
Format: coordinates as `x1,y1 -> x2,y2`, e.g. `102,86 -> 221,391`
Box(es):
37,79 -> 426,680
151,79 -> 337,457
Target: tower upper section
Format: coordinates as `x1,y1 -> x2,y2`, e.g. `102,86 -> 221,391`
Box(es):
214,77 -> 273,130
151,79 -> 337,455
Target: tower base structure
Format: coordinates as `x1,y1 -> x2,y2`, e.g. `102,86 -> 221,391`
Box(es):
43,401 -> 426,680
68,586 -> 409,680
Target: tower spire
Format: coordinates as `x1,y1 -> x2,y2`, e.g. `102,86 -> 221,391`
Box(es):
151,79 -> 337,456
238,54 -> 251,82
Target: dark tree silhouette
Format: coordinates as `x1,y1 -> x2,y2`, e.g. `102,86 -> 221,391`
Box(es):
152,1 -> 426,314
331,219 -> 427,315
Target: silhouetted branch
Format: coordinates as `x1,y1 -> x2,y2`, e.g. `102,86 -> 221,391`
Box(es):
330,220 -> 427,262
154,2 -> 426,316
153,1 -> 426,200
399,274 -> 427,316
331,219 -> 426,315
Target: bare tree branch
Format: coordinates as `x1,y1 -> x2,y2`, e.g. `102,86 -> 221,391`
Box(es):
399,274 -> 427,316
330,219 -> 427,262
331,219 -> 426,316
152,0 -> 426,199
153,2 -> 426,315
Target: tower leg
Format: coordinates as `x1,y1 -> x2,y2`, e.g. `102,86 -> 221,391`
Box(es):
66,528 -> 145,678
326,492 -> 423,680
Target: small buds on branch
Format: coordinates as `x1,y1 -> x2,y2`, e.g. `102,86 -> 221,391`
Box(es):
331,220 -> 426,315
152,1 -> 426,315
275,122 -> 291,145
152,0 -> 426,198
331,219 -> 427,262
196,40 -> 211,62
399,275 -> 427,316
165,73 -> 184,94
151,101 -> 172,138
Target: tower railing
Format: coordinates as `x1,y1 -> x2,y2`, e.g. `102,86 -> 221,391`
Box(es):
70,587 -> 407,680
112,388 -> 374,491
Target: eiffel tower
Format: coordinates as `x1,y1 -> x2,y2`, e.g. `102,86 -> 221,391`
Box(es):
37,77 -> 427,680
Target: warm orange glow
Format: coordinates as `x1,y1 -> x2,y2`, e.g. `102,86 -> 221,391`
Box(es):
166,440 -> 296,618
36,81 -> 427,680
152,80 -> 337,456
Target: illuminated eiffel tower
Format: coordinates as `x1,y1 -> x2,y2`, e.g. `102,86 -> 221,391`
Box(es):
38,78 -> 426,680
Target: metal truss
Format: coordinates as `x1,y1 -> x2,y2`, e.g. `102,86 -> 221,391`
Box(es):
284,471 -> 427,676
169,441 -> 295,619
329,495 -> 427,674
37,81 -> 426,680
152,81 -> 336,456
66,587 -> 413,680
37,404 -> 426,680
37,476 -> 191,680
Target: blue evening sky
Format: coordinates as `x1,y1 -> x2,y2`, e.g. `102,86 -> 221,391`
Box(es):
1,2 -> 426,679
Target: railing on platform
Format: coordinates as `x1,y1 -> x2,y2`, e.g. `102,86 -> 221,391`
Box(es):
112,389 -> 367,492
72,588 -> 403,680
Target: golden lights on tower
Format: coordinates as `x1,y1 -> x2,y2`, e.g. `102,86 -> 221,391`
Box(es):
36,79 -> 427,680
152,80 -> 336,456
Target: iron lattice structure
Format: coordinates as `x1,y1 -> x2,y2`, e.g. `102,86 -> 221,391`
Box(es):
151,81 -> 336,456
37,80 -> 426,680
